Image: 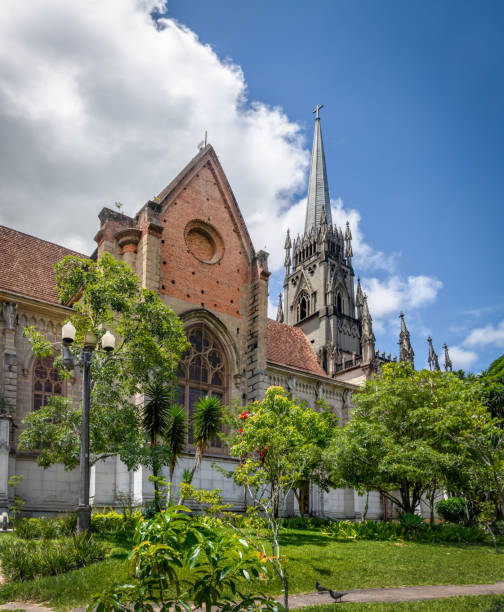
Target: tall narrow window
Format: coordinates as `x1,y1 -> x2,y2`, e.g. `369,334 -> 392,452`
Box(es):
32,356 -> 62,411
297,290 -> 310,321
337,293 -> 343,315
177,326 -> 226,450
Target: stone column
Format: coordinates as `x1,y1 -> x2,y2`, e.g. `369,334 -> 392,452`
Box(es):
2,302 -> 18,412
0,413 -> 11,512
116,228 -> 142,272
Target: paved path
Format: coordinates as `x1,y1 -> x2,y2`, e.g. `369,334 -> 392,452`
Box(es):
2,582 -> 504,611
285,581 -> 504,606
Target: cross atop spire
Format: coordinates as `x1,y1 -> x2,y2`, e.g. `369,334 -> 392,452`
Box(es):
304,107 -> 333,232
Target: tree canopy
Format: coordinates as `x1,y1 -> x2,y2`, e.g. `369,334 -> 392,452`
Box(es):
20,252 -> 189,471
331,362 -> 482,514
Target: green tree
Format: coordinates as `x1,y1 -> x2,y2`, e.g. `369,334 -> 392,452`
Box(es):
225,386 -> 338,611
480,354 -> 504,420
332,362 -> 471,515
20,253 -> 189,476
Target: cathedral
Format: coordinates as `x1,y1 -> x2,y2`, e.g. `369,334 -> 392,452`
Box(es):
0,111 -> 437,519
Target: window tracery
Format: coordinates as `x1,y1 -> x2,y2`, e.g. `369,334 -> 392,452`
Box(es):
296,290 -> 310,322
177,325 -> 226,449
32,356 -> 62,411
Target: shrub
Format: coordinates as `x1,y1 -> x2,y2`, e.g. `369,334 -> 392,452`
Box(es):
436,497 -> 476,524
321,519 -> 486,544
0,533 -> 106,581
280,516 -> 333,530
15,515 -> 77,539
90,506 -> 282,612
91,510 -> 143,533
400,512 -> 427,533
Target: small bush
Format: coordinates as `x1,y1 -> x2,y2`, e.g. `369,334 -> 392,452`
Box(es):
280,516 -> 333,530
436,497 -> 476,524
15,515 -> 77,539
91,510 -> 143,533
321,519 -> 486,544
400,512 -> 427,532
0,533 -> 106,581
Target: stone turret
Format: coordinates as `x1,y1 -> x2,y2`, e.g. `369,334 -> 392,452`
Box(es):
276,294 -> 284,323
360,294 -> 375,364
398,312 -> 415,367
427,336 -> 440,371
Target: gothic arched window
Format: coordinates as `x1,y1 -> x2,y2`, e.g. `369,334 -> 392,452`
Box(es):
296,291 -> 310,322
177,326 -> 226,450
336,292 -> 343,315
33,356 -> 62,411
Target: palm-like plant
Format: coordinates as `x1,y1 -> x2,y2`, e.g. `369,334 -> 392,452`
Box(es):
191,395 -> 223,478
164,403 -> 187,505
143,380 -> 171,510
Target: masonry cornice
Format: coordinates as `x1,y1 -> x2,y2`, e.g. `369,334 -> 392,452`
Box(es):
266,361 -> 358,391
0,290 -> 72,318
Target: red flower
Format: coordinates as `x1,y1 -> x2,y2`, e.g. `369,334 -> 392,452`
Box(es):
238,428 -> 243,434
239,410 -> 249,420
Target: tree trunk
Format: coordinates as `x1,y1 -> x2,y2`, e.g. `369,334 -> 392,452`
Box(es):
362,492 -> 369,522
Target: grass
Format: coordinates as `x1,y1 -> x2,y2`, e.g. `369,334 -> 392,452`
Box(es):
1,529 -> 504,610
299,596 -> 504,610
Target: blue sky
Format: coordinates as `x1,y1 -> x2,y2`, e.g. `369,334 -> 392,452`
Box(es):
0,0 -> 502,372
163,0 -> 504,372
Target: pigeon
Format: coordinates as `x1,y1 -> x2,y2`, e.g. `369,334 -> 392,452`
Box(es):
328,589 -> 347,603
316,581 -> 328,593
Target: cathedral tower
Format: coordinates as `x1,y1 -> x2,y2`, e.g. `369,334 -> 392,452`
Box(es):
283,108 -> 371,376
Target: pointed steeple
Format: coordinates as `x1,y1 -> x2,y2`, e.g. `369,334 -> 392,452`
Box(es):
276,294 -> 284,323
427,336 -> 440,371
443,343 -> 453,372
398,312 -> 415,367
304,106 -> 333,232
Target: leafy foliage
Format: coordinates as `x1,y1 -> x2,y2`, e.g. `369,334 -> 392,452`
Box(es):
332,362 -> 482,514
435,497 -> 477,525
90,510 -> 143,534
88,507 -> 282,612
15,515 -> 76,539
20,252 -> 189,471
0,533 -> 105,581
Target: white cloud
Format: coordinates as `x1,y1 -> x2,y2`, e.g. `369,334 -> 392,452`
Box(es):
463,320 -> 504,348
0,0 -> 308,258
448,346 -> 479,370
362,275 -> 443,320
0,0 -> 443,336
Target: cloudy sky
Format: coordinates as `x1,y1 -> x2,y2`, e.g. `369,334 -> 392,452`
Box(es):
0,0 -> 502,372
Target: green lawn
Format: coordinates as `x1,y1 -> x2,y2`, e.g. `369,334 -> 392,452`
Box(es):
1,529 -> 503,611
300,596 -> 504,611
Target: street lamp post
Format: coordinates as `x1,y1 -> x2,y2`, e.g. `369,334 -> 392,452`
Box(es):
61,323 -> 115,534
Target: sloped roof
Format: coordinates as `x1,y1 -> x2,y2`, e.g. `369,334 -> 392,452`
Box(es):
0,225 -> 85,304
266,318 -> 327,377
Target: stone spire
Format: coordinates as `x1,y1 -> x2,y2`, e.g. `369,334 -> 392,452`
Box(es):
345,221 -> 353,263
304,106 -> 333,232
356,277 -> 364,319
398,312 -> 415,367
276,294 -> 284,323
443,343 -> 453,372
361,294 -> 375,363
427,336 -> 440,371
283,229 -> 292,277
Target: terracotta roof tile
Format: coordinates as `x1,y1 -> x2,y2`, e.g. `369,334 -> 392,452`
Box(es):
266,318 -> 327,377
0,225 -> 86,304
